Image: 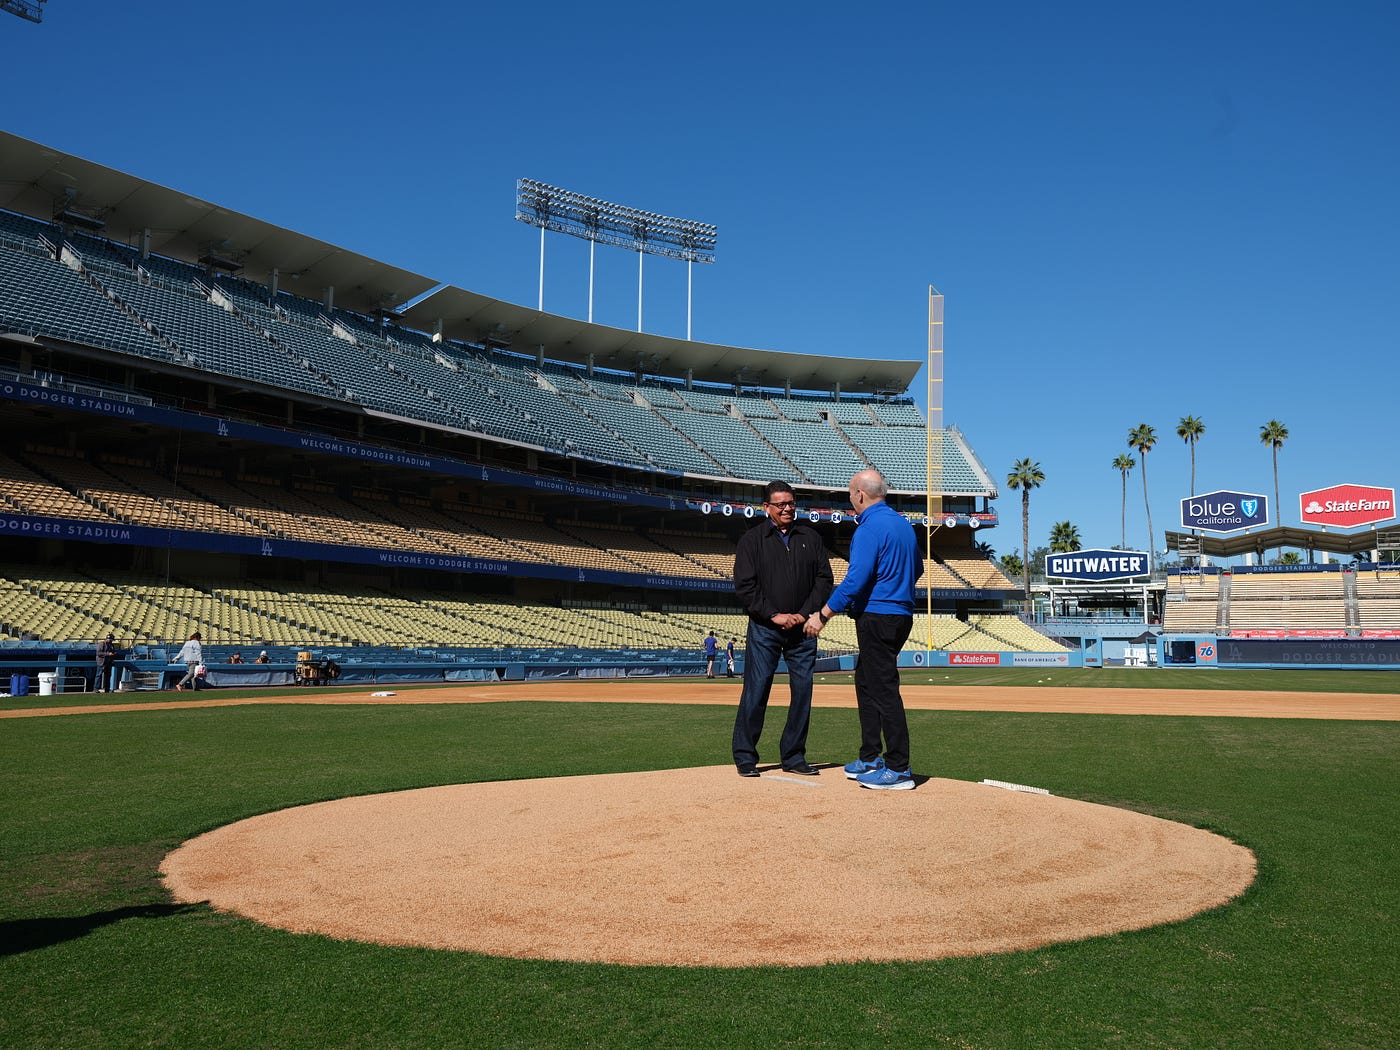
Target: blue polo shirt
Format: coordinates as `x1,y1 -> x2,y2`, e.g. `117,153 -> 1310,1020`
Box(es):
827,501 -> 923,616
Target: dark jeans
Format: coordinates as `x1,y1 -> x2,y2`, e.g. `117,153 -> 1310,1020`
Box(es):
853,612 -> 914,772
732,619 -> 817,768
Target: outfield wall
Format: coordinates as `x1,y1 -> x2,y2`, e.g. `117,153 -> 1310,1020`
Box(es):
1157,634 -> 1400,670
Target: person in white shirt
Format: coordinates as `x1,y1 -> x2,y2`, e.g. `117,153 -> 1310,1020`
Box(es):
174,632 -> 203,692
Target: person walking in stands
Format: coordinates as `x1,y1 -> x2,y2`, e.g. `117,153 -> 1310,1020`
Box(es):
805,468 -> 923,790
174,631 -> 203,692
732,480 -> 833,777
94,633 -> 117,694
703,630 -> 719,678
725,637 -> 736,677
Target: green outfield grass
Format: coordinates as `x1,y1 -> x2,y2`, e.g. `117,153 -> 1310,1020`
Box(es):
2,687 -> 1397,1048
8,666 -> 1400,715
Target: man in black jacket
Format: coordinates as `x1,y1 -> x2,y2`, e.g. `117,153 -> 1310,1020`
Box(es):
731,480 -> 833,777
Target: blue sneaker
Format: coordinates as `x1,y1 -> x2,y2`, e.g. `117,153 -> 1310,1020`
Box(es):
844,756 -> 885,780
856,765 -> 914,790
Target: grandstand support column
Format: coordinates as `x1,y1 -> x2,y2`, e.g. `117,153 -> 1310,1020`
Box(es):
270,268 -> 279,297
140,227 -> 151,259
324,286 -> 334,313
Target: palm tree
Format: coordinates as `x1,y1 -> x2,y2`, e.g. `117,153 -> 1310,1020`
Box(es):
1049,521 -> 1082,553
1260,419 -> 1288,523
999,553 -> 1024,580
1128,424 -> 1157,573
1112,454 -> 1135,549
1176,415 -> 1206,495
1006,458 -> 1045,612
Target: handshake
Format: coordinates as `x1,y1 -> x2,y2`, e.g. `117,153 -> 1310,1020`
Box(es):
772,608 -> 831,638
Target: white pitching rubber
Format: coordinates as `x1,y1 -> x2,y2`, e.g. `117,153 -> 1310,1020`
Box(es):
980,779 -> 1051,796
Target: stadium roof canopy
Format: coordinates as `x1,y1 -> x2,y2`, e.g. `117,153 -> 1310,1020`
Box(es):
0,132 -> 923,396
400,287 -> 921,394
1165,527 -> 1395,559
0,131 -> 436,315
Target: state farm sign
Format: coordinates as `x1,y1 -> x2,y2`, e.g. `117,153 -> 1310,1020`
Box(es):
1299,483 -> 1396,528
950,652 -> 1000,665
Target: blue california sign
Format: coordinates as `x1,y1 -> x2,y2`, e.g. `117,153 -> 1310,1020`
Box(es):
1045,549 -> 1150,581
1180,489 -> 1270,534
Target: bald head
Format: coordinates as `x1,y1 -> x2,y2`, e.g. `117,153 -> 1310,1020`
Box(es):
851,469 -> 888,501
847,469 -> 888,515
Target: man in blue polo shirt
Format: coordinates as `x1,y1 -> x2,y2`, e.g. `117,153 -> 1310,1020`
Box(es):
806,469 -> 923,790
703,630 -> 719,678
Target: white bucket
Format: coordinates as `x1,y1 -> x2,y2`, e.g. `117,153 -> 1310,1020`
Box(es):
37,671 -> 57,696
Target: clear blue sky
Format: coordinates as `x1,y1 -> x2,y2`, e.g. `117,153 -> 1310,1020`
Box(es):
2,2 -> 1397,561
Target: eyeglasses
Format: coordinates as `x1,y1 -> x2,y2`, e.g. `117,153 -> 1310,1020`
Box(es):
766,500 -> 797,509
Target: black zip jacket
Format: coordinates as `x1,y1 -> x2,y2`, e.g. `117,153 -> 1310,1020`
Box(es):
733,519 -> 834,626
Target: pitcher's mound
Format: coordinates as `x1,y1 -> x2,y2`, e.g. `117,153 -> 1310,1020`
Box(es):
161,766 -> 1254,967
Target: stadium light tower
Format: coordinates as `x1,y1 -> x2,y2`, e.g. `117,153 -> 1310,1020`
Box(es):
1,0 -> 46,22
515,178 -> 717,338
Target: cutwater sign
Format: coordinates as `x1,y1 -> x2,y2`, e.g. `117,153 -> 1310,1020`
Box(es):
1180,489 -> 1269,534
1045,549 -> 1150,581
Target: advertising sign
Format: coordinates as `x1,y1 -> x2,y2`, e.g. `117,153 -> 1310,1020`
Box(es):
1010,653 -> 1072,667
1180,490 -> 1269,534
1299,483 -> 1396,529
1044,549 -> 1150,581
950,652 -> 1000,666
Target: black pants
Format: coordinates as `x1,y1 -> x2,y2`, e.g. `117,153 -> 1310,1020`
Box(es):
853,612 -> 914,773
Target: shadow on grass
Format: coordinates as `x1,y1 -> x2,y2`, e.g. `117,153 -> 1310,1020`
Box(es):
1,902 -> 202,956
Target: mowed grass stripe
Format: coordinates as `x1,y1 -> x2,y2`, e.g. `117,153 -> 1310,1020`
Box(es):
9,666 -> 1400,717
2,697 -> 1397,1048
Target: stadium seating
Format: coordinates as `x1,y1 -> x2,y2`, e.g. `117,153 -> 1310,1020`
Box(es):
0,207 -> 1007,499
0,451 -> 116,521
749,419 -> 869,488
969,614 -> 1070,651
0,204 -> 1030,665
1162,574 -> 1222,633
1226,572 -> 1347,633
656,408 -> 796,480
1355,572 -> 1400,632
0,241 -> 181,363
0,558 -> 1065,653
765,395 -> 827,423
943,559 -> 1017,590
841,425 -> 987,493
867,401 -> 925,426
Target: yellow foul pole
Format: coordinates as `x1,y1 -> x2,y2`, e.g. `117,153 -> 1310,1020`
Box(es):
925,286 -> 944,652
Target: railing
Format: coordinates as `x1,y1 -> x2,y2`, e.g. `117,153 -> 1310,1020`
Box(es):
0,367 -> 154,406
